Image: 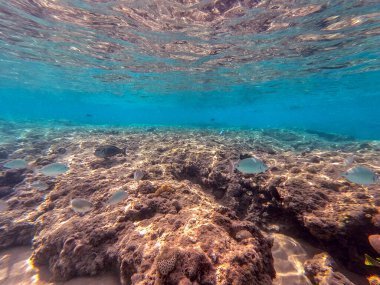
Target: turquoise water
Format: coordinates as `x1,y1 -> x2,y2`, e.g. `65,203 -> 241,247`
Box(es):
0,1 -> 380,137
2,2 -> 380,284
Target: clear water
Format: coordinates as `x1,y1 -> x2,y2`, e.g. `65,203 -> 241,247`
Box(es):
0,2 -> 380,285
0,0 -> 379,138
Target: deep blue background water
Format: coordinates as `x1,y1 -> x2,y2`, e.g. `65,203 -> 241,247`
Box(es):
1,70 -> 379,139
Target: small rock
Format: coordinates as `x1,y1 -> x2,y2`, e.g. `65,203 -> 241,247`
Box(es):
137,181 -> 156,194
0,186 -> 13,198
0,149 -> 8,160
235,230 -> 252,241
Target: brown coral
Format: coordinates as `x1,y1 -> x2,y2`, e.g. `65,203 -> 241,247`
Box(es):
156,247 -> 178,276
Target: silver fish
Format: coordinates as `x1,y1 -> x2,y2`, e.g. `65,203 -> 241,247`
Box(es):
3,159 -> 27,169
228,160 -> 237,176
107,190 -> 128,205
70,198 -> 93,214
236,157 -> 268,174
343,156 -> 355,167
342,166 -> 378,185
94,145 -> 126,158
134,170 -> 144,181
39,163 -> 69,177
30,180 -> 49,191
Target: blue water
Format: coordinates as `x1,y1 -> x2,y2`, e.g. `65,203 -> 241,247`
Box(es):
0,1 -> 380,139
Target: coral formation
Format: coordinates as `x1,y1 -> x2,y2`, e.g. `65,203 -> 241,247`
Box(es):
0,121 -> 378,284
156,247 -> 178,276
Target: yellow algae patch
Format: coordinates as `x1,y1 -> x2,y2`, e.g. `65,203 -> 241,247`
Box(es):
154,183 -> 176,196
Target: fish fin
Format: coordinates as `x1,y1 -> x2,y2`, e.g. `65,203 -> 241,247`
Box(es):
122,147 -> 127,156
365,254 -> 374,266
365,254 -> 380,267
228,159 -> 239,176
228,160 -> 234,176
329,170 -> 345,181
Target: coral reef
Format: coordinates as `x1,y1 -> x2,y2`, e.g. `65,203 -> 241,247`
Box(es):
0,121 -> 378,284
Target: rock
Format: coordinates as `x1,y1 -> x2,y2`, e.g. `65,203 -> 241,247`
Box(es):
0,221 -> 35,249
0,186 -> 13,198
372,214 -> 380,227
273,173 -> 378,271
0,168 -> 27,187
235,229 -> 253,241
0,123 -> 377,284
304,253 -> 355,285
137,181 -> 156,194
30,178 -> 275,285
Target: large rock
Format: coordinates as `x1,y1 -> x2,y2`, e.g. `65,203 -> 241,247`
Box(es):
304,253 -> 355,285
31,179 -> 274,284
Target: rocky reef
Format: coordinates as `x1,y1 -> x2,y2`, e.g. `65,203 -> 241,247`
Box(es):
304,252 -> 355,285
0,121 -> 379,284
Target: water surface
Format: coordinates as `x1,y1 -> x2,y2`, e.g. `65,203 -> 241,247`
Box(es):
0,1 -> 379,138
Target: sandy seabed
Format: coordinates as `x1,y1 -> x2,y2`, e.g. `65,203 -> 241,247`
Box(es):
0,120 -> 379,285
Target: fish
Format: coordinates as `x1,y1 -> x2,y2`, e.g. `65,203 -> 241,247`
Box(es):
236,157 -> 268,174
342,166 -> 378,185
30,180 -> 49,191
228,160 -> 237,176
0,200 -> 8,212
219,130 -> 224,135
70,198 -> 93,214
367,275 -> 380,285
369,235 -> 380,255
94,145 -> 126,158
106,190 -> 128,205
365,254 -> 380,268
39,163 -> 69,177
343,156 -> 354,167
146,127 -> 156,132
134,170 -> 144,181
3,159 -> 27,169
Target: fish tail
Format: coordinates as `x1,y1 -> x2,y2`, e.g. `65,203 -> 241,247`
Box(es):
123,147 -> 127,156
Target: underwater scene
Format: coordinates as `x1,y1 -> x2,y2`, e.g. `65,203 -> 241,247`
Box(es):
1,1 -> 380,285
